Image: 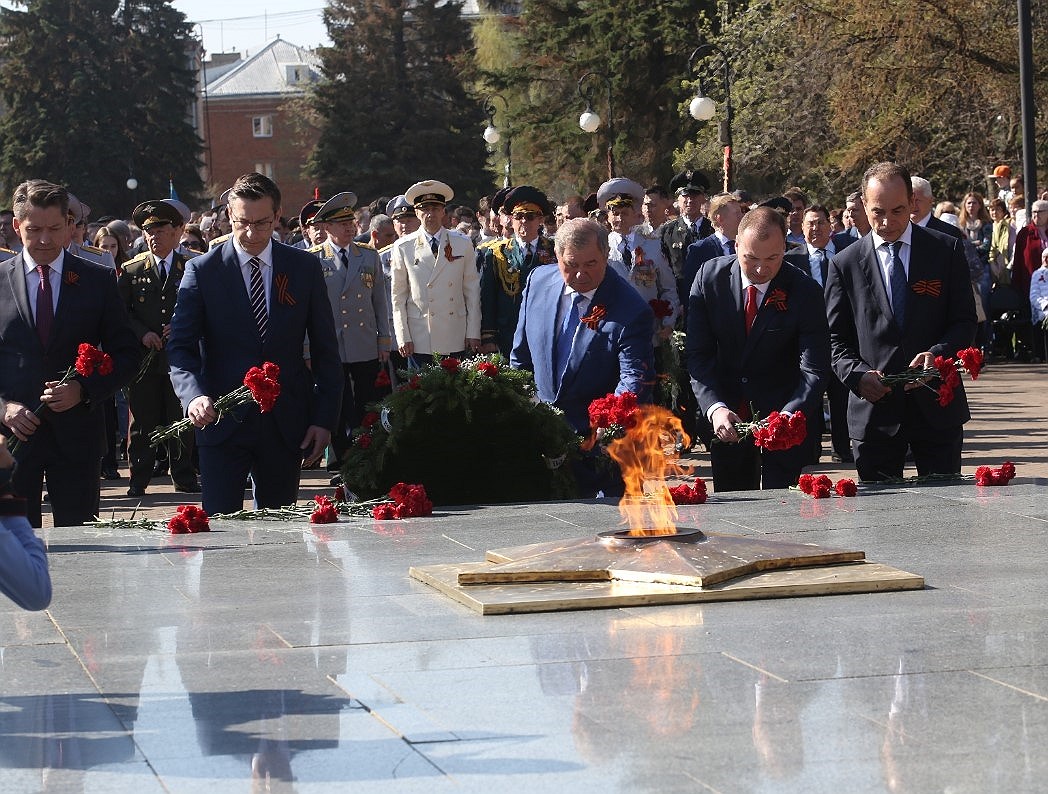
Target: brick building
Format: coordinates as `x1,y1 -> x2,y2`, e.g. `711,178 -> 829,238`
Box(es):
200,38 -> 321,214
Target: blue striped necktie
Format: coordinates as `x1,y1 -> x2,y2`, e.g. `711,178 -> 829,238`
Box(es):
554,293 -> 583,387
249,256 -> 268,340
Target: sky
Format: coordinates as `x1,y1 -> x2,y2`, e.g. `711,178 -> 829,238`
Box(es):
170,2 -> 330,56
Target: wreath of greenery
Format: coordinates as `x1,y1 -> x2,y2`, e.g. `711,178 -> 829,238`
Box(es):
341,355 -> 580,505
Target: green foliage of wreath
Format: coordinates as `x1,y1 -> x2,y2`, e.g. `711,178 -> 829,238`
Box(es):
342,356 -> 580,505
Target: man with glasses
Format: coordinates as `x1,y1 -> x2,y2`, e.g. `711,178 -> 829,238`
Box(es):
389,180 -> 480,365
479,186 -> 557,355
167,172 -> 343,515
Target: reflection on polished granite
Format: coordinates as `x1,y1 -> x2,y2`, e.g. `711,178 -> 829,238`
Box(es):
3,482 -> 1048,792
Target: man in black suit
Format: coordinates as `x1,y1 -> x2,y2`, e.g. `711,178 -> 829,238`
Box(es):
825,162 -> 977,481
686,206 -> 830,491
0,180 -> 140,526
801,204 -> 855,463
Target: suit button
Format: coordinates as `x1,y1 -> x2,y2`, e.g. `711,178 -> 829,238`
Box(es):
741,377 -> 748,384
358,308 -> 364,312
343,323 -> 349,329
341,309 -> 347,314
359,322 -> 365,327
357,293 -> 363,298
448,282 -> 453,287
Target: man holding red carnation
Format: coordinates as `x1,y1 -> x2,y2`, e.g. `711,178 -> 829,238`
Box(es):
168,173 -> 343,515
825,162 -> 977,481
0,180 -> 140,526
686,206 -> 830,491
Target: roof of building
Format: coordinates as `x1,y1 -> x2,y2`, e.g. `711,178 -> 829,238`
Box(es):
205,37 -> 321,98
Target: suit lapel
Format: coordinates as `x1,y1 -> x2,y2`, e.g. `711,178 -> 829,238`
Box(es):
53,252 -> 79,338
5,255 -> 35,336
430,229 -> 448,281
729,260 -> 747,353
857,235 -> 894,324
413,232 -> 435,280
557,280 -> 608,397
221,241 -> 258,335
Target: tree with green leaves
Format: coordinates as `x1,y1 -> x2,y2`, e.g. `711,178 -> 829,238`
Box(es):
0,0 -> 202,216
473,0 -> 715,199
308,0 -> 491,205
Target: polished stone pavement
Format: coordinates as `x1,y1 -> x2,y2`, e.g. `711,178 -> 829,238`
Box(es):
5,480 -> 1048,792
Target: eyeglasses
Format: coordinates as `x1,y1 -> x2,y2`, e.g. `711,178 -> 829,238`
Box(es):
513,212 -> 542,221
230,216 -> 275,231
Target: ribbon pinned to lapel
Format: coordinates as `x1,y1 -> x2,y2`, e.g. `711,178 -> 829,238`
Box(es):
911,279 -> 942,297
274,272 -> 296,306
64,270 -> 79,286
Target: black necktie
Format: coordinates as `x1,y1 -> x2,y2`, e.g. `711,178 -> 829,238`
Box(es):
726,240 -> 736,256
249,256 -> 268,340
36,264 -> 54,346
430,236 -> 439,256
339,248 -> 349,269
622,241 -> 633,269
157,258 -> 167,283
888,241 -> 907,328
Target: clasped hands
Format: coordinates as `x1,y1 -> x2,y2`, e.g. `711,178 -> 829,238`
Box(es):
2,380 -> 84,441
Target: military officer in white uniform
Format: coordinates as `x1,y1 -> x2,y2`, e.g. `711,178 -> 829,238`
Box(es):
599,178 -> 680,343
309,192 -> 390,471
389,180 -> 480,364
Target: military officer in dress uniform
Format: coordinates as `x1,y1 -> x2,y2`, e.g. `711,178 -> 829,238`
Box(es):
308,192 -> 391,472
118,200 -> 200,497
479,186 -> 557,356
293,199 -> 325,250
378,195 -> 420,384
67,193 -> 116,269
659,170 -> 713,298
389,180 -> 480,364
600,178 -> 680,343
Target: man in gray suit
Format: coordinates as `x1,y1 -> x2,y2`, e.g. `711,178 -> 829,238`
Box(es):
309,192 -> 391,471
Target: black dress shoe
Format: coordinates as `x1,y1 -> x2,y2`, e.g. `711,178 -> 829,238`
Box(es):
174,481 -> 202,493
127,485 -> 146,498
101,465 -> 121,480
152,462 -> 169,478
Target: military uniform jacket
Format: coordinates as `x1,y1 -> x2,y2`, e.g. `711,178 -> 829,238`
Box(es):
379,243 -> 397,350
390,228 -> 480,355
311,241 -> 390,363
117,250 -> 188,376
609,228 -> 681,340
479,235 -> 556,353
68,242 -> 116,270
659,215 -> 713,281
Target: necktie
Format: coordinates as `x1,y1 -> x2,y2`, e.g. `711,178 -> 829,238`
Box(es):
888,241 -> 907,328
339,248 -> 349,269
622,241 -> 633,269
430,236 -> 439,256
554,293 -> 583,387
157,258 -> 167,283
745,284 -> 758,335
725,240 -> 736,256
526,242 -> 533,261
812,249 -> 825,286
249,256 -> 268,340
36,264 -> 54,346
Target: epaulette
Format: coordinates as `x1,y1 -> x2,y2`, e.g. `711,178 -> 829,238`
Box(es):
80,243 -> 106,254
0,246 -> 14,255
378,242 -> 395,255
476,238 -> 500,251
208,233 -> 232,249
125,250 -> 153,266
307,243 -> 326,254
354,241 -> 374,251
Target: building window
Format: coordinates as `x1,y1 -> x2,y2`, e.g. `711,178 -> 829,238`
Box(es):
254,162 -> 275,179
285,64 -> 309,85
252,115 -> 273,138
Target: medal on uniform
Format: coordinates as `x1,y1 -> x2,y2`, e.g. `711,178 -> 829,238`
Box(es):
361,271 -> 374,289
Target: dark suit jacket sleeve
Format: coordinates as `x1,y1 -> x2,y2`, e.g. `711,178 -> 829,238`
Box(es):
167,257 -> 207,410
783,278 -> 831,416
616,299 -> 655,401
685,263 -> 727,415
302,254 -> 342,430
825,255 -> 867,391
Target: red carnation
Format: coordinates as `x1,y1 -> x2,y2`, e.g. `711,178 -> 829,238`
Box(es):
797,474 -> 815,494
812,482 -> 831,499
168,515 -> 190,534
374,368 -> 391,388
477,362 -> 499,377
751,411 -> 807,451
168,504 -> 210,534
357,434 -> 372,449
243,362 -> 280,412
649,299 -> 674,320
440,357 -> 461,373
372,503 -> 397,520
955,347 -> 983,380
310,495 -> 338,524
976,461 -> 1016,486
74,343 -> 114,377
361,412 -> 379,428
834,478 -> 857,497
670,480 -> 708,505
587,392 -> 639,432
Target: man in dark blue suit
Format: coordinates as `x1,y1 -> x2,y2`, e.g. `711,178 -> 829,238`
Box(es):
512,218 -> 655,435
168,173 -> 343,515
800,204 -> 856,463
825,162 -> 976,481
687,207 -> 830,491
0,180 -> 140,527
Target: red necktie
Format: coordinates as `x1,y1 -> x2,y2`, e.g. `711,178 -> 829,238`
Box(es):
36,264 -> 54,346
745,284 -> 758,334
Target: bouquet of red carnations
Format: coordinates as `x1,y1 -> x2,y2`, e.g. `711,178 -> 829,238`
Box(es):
734,410 -> 807,451
879,347 -> 983,407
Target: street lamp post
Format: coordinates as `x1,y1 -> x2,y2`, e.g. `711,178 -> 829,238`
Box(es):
482,94 -> 512,189
577,72 -> 615,180
688,44 -> 734,192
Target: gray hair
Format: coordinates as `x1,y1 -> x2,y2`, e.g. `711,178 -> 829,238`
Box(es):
554,218 -> 609,258
911,176 -> 933,199
369,213 -> 393,233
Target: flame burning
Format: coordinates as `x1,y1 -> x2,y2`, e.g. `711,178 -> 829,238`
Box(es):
606,404 -> 691,536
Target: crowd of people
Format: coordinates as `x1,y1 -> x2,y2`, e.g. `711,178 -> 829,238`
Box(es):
0,159 -> 1042,541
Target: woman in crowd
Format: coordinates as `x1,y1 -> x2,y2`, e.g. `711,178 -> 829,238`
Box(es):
93,225 -> 130,272
958,192 -> 993,352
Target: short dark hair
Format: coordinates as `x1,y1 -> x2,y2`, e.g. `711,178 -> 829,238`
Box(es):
12,180 -> 68,221
862,162 -> 912,201
645,184 -> 669,200
737,205 -> 787,241
229,172 -> 281,212
805,204 -> 831,222
783,187 -> 808,207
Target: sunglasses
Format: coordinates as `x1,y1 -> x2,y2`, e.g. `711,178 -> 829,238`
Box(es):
513,212 -> 542,221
